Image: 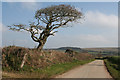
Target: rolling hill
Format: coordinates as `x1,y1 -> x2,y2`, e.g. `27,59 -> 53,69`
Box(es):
46,47 -> 119,56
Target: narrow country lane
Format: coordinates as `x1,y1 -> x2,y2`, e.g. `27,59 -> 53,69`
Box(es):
56,60 -> 113,79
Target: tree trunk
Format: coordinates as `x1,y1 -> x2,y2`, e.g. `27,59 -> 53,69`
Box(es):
37,40 -> 47,51
37,43 -> 44,51
37,34 -> 49,51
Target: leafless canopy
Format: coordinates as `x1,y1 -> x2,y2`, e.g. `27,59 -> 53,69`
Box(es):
8,4 -> 83,50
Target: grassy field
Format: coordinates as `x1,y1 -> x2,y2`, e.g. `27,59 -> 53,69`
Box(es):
3,59 -> 94,78
104,56 -> 120,80
84,48 -> 118,56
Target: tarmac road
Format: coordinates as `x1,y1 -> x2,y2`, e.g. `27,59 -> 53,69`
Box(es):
56,60 -> 113,79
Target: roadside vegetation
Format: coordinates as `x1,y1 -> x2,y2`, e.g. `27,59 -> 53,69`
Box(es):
104,56 -> 120,80
2,46 -> 94,78
3,59 -> 94,78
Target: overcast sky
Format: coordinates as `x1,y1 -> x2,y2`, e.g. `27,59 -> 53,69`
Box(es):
1,2 -> 118,48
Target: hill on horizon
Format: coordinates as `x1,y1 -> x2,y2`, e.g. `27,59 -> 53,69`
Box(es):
46,47 -> 86,53
45,47 -> 118,55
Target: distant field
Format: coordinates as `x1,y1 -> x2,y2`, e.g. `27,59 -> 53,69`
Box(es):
84,47 -> 118,52
48,47 -> 118,53
83,47 -> 118,56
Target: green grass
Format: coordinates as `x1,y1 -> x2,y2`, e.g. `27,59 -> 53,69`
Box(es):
104,56 -> 120,80
40,59 -> 94,78
3,59 -> 94,78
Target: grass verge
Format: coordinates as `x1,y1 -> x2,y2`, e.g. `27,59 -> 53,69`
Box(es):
104,59 -> 120,80
3,59 -> 94,78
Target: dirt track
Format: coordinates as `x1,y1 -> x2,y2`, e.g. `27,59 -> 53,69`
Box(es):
56,60 -> 113,79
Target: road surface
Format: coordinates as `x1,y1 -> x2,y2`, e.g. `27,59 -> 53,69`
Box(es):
56,60 -> 113,79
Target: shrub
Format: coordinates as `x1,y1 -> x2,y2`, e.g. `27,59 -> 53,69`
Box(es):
2,46 -> 94,72
2,46 -> 29,71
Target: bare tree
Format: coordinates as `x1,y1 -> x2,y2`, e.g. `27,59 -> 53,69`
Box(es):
8,4 -> 83,51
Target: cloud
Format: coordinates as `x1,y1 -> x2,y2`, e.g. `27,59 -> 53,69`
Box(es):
78,34 -> 109,43
73,11 -> 118,29
84,11 -> 118,28
45,33 -> 117,48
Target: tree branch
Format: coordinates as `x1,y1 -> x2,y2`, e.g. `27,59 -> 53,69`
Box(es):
38,17 -> 48,24
49,31 -> 58,36
31,33 -> 39,42
50,19 -> 71,31
8,24 -> 30,32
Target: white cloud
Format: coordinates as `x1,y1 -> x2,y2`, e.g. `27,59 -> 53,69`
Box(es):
83,11 -> 118,28
45,33 -> 117,48
73,11 -> 118,29
78,34 -> 109,43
